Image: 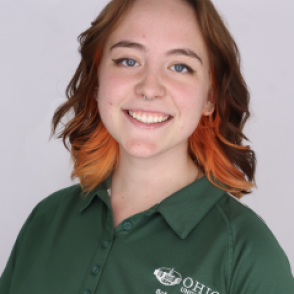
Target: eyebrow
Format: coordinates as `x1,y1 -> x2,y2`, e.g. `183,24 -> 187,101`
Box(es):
166,48 -> 203,64
110,40 -> 203,65
110,41 -> 146,52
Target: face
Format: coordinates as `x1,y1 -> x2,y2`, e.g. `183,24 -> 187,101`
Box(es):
97,0 -> 214,160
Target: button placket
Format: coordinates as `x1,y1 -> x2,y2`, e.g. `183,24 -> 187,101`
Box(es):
81,207 -> 114,294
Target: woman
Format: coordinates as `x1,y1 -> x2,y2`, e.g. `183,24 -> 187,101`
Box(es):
1,0 -> 293,293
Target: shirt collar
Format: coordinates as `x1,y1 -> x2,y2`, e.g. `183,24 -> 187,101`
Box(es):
78,173 -> 226,239
156,175 -> 226,239
78,173 -> 112,213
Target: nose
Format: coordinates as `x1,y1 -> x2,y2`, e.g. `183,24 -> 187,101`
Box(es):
135,67 -> 166,100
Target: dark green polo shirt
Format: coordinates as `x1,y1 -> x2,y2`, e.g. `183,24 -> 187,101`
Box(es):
1,175 -> 293,294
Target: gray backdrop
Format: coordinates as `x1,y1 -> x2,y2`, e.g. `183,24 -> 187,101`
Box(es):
0,0 -> 293,273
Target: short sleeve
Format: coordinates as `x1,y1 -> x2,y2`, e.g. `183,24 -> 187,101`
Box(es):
0,204 -> 39,293
229,214 -> 294,294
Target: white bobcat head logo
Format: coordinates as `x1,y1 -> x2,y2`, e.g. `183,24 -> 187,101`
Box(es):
154,268 -> 182,286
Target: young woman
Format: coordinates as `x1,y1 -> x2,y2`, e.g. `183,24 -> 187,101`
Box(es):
1,0 -> 293,293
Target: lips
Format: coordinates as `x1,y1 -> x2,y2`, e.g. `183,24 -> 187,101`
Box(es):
127,110 -> 171,124
123,110 -> 173,129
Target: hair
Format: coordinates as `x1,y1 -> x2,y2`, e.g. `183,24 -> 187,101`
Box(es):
51,0 -> 257,199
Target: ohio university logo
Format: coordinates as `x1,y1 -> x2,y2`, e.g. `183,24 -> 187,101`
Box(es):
154,267 -> 220,294
154,268 -> 182,286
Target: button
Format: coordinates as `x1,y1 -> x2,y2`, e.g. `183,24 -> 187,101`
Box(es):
123,221 -> 133,230
102,240 -> 109,248
83,290 -> 91,294
91,265 -> 100,275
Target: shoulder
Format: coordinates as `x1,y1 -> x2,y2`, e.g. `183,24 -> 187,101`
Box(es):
215,193 -> 294,292
29,183 -> 83,222
216,193 -> 281,249
0,183 -> 84,282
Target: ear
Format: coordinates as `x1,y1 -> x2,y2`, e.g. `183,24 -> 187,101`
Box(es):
202,88 -> 215,116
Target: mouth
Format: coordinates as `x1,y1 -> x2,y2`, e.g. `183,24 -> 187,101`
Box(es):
125,110 -> 173,124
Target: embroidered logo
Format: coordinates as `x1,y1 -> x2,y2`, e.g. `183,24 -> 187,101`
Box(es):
154,267 -> 220,294
154,267 -> 182,286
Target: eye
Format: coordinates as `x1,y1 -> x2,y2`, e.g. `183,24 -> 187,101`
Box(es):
113,58 -> 139,67
170,64 -> 195,74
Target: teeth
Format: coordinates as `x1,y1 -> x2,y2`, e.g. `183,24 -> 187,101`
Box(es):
147,116 -> 153,123
128,111 -> 170,124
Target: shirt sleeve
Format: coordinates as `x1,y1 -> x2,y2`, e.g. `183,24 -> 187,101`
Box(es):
0,204 -> 39,293
229,215 -> 294,294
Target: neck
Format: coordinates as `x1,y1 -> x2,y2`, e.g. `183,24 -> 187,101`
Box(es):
110,143 -> 203,206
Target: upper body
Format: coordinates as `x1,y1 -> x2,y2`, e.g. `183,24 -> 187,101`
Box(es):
1,174 -> 293,294
1,0 -> 293,292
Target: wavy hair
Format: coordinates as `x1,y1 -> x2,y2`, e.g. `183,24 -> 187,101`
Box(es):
51,0 -> 257,198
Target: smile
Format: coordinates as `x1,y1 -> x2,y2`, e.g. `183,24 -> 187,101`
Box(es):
127,110 -> 172,124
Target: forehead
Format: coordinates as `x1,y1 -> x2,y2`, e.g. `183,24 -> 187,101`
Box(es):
105,0 -> 209,64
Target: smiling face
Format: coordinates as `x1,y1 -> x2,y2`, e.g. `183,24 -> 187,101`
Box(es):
97,0 -> 214,160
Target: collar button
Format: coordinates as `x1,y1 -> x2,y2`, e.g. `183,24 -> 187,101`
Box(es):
91,265 -> 100,275
102,240 -> 110,248
123,221 -> 133,230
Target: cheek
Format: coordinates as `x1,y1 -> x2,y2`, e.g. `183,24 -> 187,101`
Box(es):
97,78 -> 119,118
99,73 -> 134,108
99,74 -> 120,97
99,60 -> 134,95
173,84 -> 207,131
174,84 -> 204,112
97,99 -> 112,123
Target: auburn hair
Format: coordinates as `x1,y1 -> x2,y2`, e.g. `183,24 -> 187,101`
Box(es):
51,0 -> 257,198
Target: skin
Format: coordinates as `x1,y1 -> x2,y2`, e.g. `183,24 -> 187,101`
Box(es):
97,0 -> 214,228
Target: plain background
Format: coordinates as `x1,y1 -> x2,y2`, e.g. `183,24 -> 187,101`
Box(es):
0,0 -> 293,274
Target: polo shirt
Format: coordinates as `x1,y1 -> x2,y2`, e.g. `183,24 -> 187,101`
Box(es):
0,174 -> 293,294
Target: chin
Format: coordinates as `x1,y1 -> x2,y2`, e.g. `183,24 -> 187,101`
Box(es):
122,141 -> 160,159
